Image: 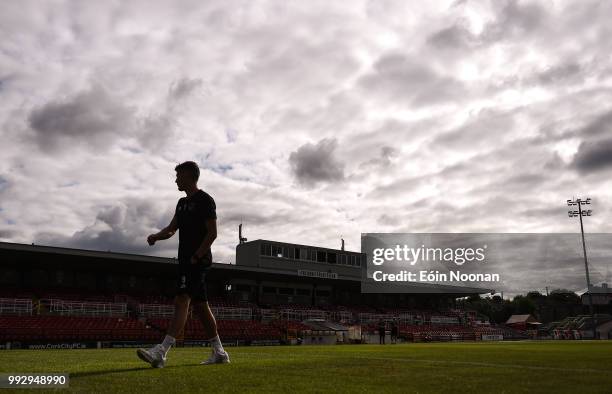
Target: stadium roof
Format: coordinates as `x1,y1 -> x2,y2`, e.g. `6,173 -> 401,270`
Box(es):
0,241 -> 174,264
0,241 -> 493,294
242,238 -> 363,254
577,283 -> 612,296
506,314 -> 540,325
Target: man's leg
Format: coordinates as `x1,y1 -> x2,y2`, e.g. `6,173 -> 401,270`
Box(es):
137,263 -> 193,369
190,262 -> 229,364
161,293 -> 191,354
136,293 -> 190,368
193,300 -> 229,362
193,300 -> 218,339
168,293 -> 191,337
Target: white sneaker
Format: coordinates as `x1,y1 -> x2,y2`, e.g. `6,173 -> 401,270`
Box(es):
137,344 -> 167,368
200,350 -> 230,365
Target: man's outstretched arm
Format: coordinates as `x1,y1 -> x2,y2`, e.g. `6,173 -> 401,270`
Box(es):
147,215 -> 178,245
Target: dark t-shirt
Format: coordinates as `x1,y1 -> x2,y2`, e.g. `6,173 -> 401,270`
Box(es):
176,189 -> 216,263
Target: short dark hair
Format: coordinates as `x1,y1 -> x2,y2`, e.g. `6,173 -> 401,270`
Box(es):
175,161 -> 200,181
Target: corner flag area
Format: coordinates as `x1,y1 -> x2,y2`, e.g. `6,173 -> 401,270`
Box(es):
1,341 -> 610,393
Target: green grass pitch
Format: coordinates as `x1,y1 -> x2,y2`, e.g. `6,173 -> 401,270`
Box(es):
1,341 -> 611,393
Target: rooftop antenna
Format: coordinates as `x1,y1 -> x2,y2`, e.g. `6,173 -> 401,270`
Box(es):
239,220 -> 247,244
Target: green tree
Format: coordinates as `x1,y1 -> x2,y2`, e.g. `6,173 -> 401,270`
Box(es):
548,289 -> 580,304
512,295 -> 536,314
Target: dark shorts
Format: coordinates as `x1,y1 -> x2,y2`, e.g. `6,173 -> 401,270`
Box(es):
176,260 -> 210,302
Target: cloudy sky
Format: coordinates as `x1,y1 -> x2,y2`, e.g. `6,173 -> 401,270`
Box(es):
1,0 -> 612,295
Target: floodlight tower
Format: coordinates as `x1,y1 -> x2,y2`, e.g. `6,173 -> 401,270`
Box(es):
567,197 -> 596,339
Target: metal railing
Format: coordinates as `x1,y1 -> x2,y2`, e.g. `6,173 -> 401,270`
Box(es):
40,298 -> 127,317
0,298 -> 33,316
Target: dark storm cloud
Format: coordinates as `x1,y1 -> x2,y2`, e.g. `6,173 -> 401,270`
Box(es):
571,138 -> 612,173
28,85 -> 136,153
26,77 -> 196,155
357,53 -> 465,107
96,205 -> 125,228
289,138 -> 344,187
34,199 -> 176,257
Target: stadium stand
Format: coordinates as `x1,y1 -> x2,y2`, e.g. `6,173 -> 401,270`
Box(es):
545,314 -> 612,339
0,241 -> 533,346
0,315 -> 159,342
0,285 -> 517,345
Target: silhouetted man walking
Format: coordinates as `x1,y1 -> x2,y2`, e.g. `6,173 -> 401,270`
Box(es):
137,161 -> 230,367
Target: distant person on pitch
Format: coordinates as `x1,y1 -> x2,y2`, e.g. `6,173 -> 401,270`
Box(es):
390,319 -> 398,344
137,161 -> 229,367
378,319 -> 386,345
